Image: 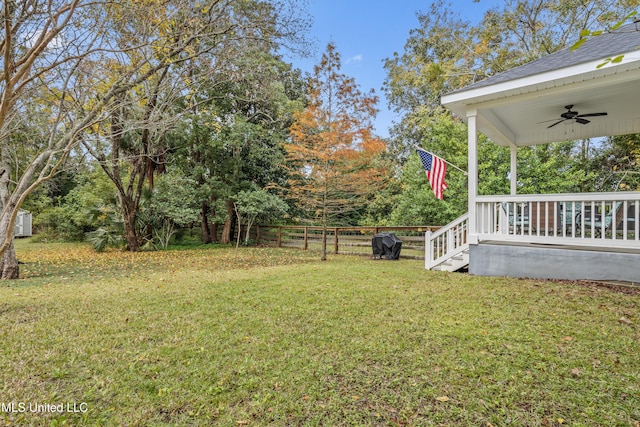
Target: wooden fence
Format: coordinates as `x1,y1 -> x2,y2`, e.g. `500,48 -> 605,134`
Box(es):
255,225 -> 440,260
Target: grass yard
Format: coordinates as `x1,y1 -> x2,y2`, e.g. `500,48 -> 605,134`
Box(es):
0,240 -> 639,426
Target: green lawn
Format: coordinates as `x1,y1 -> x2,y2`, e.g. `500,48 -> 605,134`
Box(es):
1,240 -> 639,426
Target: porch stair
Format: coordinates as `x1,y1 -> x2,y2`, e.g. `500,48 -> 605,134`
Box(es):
425,213 -> 470,272
430,248 -> 469,272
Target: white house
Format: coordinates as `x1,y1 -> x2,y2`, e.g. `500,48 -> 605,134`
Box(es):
427,22 -> 640,283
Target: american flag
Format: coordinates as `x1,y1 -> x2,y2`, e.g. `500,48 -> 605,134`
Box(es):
417,149 -> 448,200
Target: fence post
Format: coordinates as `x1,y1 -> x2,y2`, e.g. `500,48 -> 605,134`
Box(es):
334,228 -> 339,254
256,226 -> 261,245
303,227 -> 308,250
277,226 -> 282,248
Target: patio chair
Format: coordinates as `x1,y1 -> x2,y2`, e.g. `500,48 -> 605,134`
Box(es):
575,202 -> 622,237
557,202 -> 578,236
502,202 -> 530,234
616,202 -> 637,238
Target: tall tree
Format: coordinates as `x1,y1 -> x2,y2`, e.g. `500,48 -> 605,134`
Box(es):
83,69 -> 173,250
177,48 -> 306,245
0,0 -> 114,278
285,42 -> 387,260
81,0 -> 309,251
0,0 -> 306,276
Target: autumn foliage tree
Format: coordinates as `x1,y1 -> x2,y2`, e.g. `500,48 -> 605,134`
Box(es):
285,42 -> 387,260
1,0 -> 309,275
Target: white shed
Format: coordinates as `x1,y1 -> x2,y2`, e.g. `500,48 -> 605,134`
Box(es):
15,210 -> 32,238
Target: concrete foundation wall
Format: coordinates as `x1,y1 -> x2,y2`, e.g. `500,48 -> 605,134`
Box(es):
469,244 -> 640,283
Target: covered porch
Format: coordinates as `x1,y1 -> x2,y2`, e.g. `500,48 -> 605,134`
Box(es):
432,22 -> 640,282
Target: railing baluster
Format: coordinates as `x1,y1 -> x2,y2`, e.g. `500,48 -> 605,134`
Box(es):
591,201 -> 595,237
611,201 -> 617,240
580,201 -> 585,238
527,202 -> 532,236
623,200 -> 628,240
571,201 -> 576,238
547,202 -> 558,236
535,202 -> 540,236
601,201 -> 606,239
636,200 -> 639,241
511,202 -> 516,236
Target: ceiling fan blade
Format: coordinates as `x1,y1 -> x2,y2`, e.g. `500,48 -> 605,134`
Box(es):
547,119 -> 565,128
575,112 -> 607,118
575,118 -> 590,125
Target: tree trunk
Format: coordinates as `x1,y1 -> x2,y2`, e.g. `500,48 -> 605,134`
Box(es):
120,197 -> 139,251
220,199 -> 235,244
321,225 -> 327,261
0,214 -> 19,279
210,223 -> 218,243
321,197 -> 328,261
201,200 -> 220,244
124,215 -> 139,251
244,217 -> 255,245
201,201 -> 212,244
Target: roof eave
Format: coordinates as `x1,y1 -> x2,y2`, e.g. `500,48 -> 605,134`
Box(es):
441,49 -> 640,121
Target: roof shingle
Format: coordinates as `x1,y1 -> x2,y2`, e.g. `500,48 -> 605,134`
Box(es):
447,21 -> 640,95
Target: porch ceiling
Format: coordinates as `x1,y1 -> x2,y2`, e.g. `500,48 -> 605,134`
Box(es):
441,34 -> 640,147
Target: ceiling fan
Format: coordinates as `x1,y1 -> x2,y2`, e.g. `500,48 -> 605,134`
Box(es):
542,105 -> 608,128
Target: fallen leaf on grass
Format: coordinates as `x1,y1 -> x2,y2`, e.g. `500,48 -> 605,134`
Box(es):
435,396 -> 450,402
571,368 -> 581,377
562,336 -> 572,341
618,317 -> 632,325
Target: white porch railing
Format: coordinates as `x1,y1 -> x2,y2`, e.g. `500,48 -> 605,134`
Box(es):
425,213 -> 469,270
476,192 -> 640,251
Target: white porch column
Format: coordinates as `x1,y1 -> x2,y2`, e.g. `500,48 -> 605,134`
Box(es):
467,109 -> 478,243
510,145 -> 517,195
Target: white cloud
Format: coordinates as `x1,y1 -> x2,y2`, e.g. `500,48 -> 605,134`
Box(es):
346,54 -> 363,64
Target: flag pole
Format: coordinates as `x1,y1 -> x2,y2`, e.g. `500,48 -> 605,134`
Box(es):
414,145 -> 468,176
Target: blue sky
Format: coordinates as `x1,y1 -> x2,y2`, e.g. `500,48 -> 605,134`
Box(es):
291,0 -> 501,138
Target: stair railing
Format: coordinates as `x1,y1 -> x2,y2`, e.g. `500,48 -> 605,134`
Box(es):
425,213 -> 469,270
